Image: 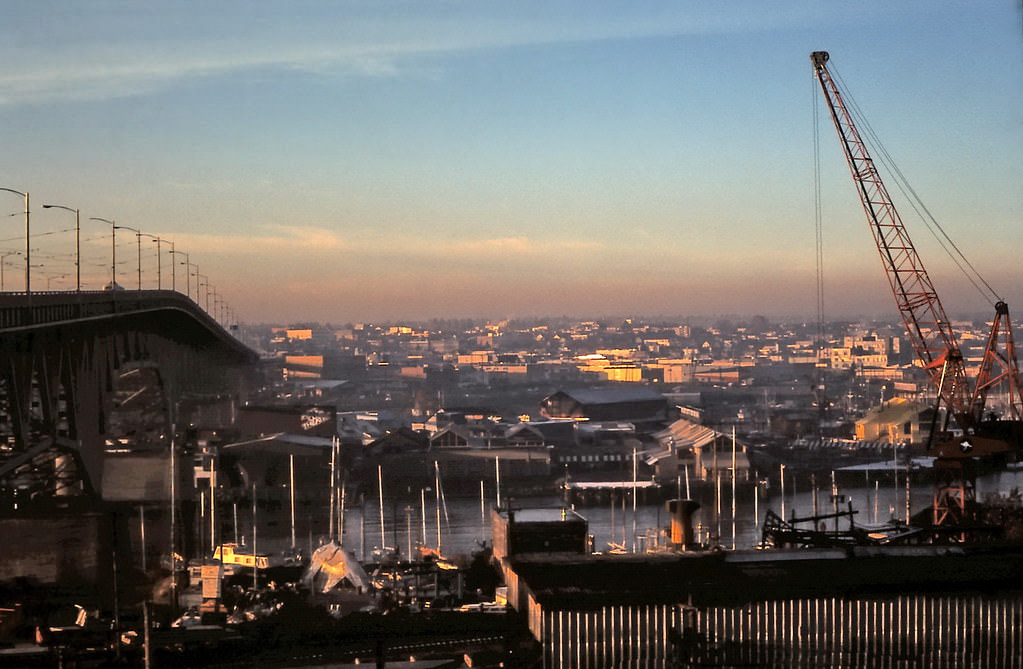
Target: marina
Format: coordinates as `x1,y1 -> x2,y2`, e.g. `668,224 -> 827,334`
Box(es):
1,13 -> 1021,667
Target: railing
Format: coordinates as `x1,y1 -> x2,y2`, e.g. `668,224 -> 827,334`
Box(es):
0,289 -> 211,331
0,290 -> 253,361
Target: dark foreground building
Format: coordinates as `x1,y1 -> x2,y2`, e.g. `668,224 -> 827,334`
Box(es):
491,507 -> 1023,668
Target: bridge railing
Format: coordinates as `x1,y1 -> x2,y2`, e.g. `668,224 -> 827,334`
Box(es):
0,290 -> 219,332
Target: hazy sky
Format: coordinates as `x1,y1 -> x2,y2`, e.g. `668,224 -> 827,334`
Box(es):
2,1 -> 1020,324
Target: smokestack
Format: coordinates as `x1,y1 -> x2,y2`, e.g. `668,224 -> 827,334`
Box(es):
666,498 -> 700,550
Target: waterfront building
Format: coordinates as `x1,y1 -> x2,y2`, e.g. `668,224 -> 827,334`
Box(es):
492,507 -> 1023,667
539,387 -> 669,424
854,398 -> 933,444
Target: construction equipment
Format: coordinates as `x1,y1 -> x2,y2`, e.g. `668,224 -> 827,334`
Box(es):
810,51 -> 1023,532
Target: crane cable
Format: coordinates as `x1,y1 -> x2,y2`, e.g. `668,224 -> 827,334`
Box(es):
828,64 -> 1002,308
812,69 -> 827,435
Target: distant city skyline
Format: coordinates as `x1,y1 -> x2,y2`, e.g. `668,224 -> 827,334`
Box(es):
2,2 -> 1020,323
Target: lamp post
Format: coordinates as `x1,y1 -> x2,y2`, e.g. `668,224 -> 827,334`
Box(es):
1,188 -> 29,298
196,273 -> 210,312
0,251 -> 20,291
168,248 -> 187,295
89,217 -> 116,289
141,234 -> 163,290
183,261 -> 198,302
41,204 -> 81,292
189,265 -> 200,305
114,225 -> 141,291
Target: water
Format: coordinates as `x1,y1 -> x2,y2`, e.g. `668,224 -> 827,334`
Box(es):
130,468 -> 1023,569
134,468 -> 1023,667
273,468 -> 1023,562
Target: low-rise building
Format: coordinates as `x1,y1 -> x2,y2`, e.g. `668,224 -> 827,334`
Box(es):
854,398 -> 932,444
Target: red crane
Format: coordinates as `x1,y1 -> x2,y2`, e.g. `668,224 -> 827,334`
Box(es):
811,51 -> 1023,530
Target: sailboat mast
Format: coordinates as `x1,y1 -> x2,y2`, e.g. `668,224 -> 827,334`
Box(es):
479,480 -> 486,537
252,482 -> 258,590
610,489 -> 616,547
434,461 -> 442,552
289,454 -> 296,549
338,473 -> 346,544
328,437 -> 337,543
169,417 -> 177,610
420,488 -> 427,550
378,465 -> 385,552
207,453 -> 215,559
731,427 -> 737,550
631,445 -> 637,553
495,456 -> 502,509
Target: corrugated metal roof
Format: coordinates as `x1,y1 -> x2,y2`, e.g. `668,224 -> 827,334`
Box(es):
558,386 -> 666,405
654,418 -> 718,449
221,432 -> 333,454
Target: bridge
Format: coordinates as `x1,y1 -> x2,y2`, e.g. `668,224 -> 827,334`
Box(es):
0,289 -> 258,502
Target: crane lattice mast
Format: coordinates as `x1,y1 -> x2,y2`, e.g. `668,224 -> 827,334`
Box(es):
811,50 -> 1023,531
810,51 -> 972,427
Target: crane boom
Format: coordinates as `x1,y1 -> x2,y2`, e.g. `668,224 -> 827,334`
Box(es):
809,51 -> 973,426
811,51 -> 1023,532
812,52 -> 1023,445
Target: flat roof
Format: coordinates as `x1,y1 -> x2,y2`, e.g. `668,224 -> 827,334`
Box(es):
508,545 -> 1023,609
503,507 -> 586,523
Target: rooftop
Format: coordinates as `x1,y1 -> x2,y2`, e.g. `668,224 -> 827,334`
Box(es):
501,507 -> 586,524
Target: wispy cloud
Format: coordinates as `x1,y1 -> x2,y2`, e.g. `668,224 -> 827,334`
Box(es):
446,236 -> 602,257
0,2 -> 848,106
158,225 -> 601,262
169,224 -> 346,255
0,45 -> 400,106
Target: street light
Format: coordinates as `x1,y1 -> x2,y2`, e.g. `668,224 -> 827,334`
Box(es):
168,247 -> 189,294
42,204 -> 81,292
45,273 -> 68,291
188,264 -> 200,304
89,217 -> 116,289
0,251 -> 20,291
114,224 -> 141,292
196,273 -> 210,312
140,233 -> 163,290
1,188 -> 29,299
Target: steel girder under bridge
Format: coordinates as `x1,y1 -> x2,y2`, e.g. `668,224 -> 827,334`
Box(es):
0,290 -> 257,502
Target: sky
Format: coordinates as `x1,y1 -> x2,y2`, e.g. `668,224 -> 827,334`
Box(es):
1,1 -> 1021,325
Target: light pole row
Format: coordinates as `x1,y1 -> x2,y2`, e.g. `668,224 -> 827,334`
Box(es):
3,189 -> 236,328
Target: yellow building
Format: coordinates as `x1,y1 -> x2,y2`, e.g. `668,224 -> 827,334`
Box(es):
603,365 -> 642,382
457,350 -> 495,365
284,354 -> 323,379
854,398 -> 929,444
648,358 -> 694,384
